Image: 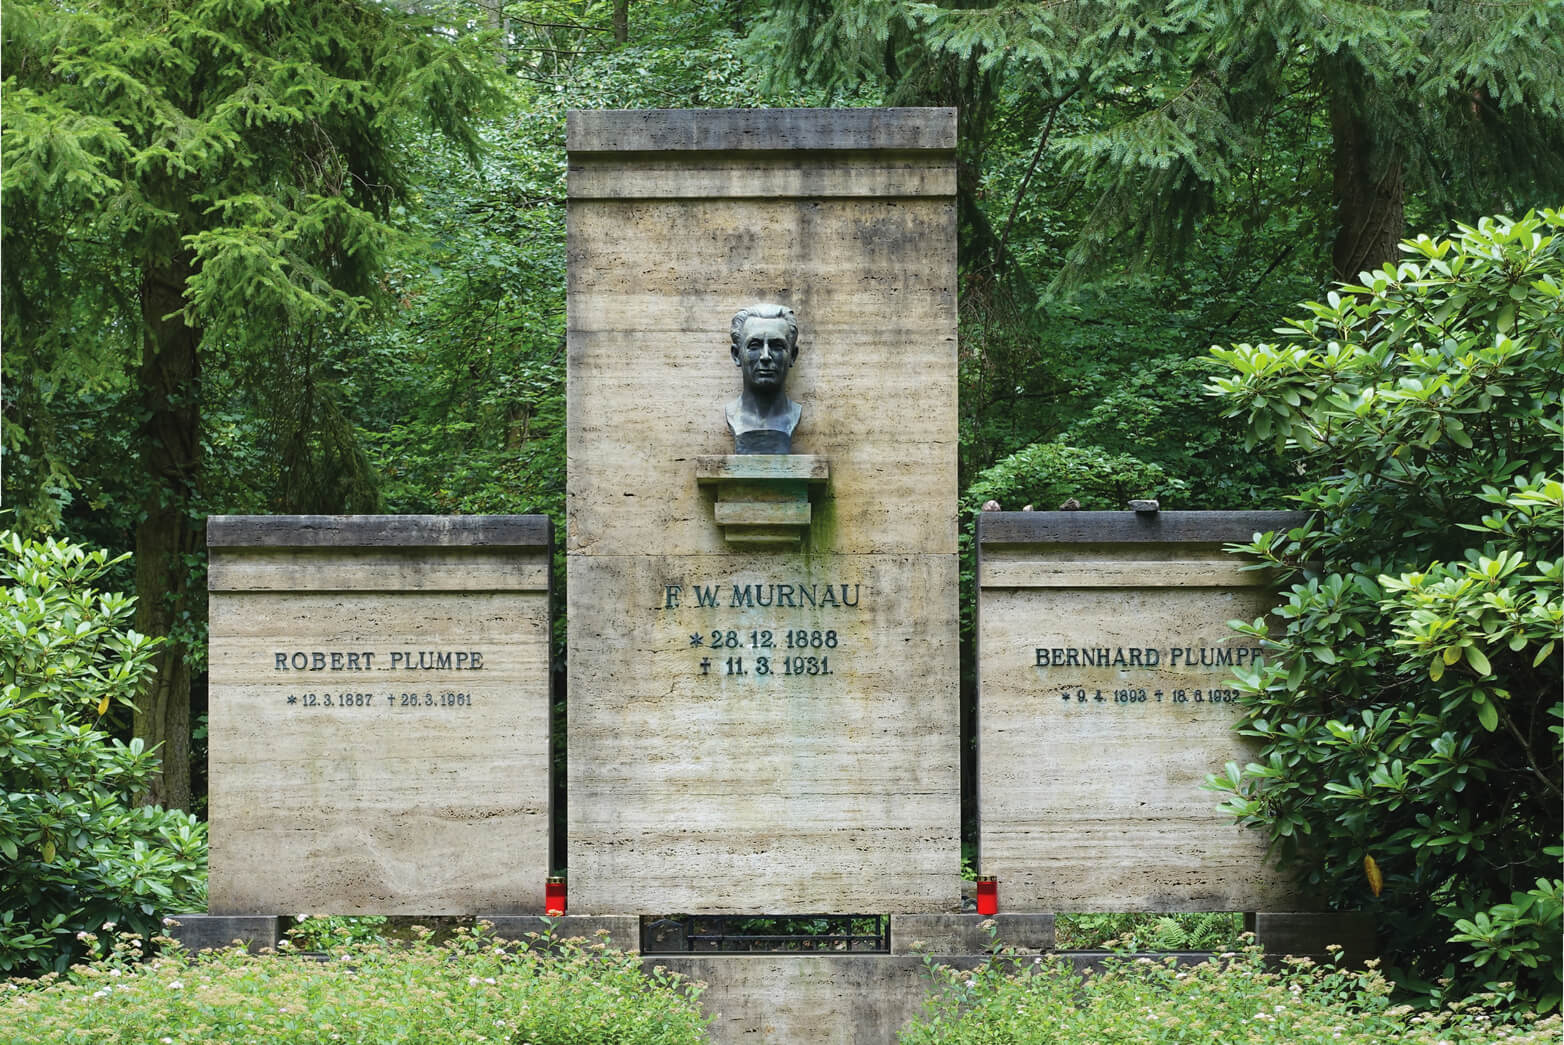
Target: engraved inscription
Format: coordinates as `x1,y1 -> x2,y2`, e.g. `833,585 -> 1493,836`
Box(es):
1051,686 -> 1242,707
1032,643 -> 1260,710
662,581 -> 857,682
273,649 -> 486,671
663,583 -> 862,610
269,649 -> 489,712
283,691 -> 474,709
1032,645 -> 1263,669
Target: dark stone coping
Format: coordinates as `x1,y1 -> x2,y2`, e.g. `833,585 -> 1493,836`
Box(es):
567,108 -> 956,153
208,515 -> 551,549
163,914 -> 281,953
977,511 -> 1312,546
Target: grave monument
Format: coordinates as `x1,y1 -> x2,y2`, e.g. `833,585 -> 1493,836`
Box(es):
172,107 -> 1370,1043
975,510 -> 1309,911
565,107 -> 962,913
203,515 -> 554,919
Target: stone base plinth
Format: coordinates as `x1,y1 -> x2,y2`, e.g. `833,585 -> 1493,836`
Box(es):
1249,911 -> 1376,964
163,914 -> 281,953
480,914 -> 640,952
697,455 -> 828,547
890,913 -> 1054,954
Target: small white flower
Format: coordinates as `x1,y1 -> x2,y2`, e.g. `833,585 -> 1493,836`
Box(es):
484,977 -> 496,984
469,976 -> 480,985
168,980 -> 183,990
965,979 -> 976,988
161,1038 -> 173,1043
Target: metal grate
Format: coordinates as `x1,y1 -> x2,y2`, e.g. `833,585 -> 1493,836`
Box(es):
642,914 -> 889,954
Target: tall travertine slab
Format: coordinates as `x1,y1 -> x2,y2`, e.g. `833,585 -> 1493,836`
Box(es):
207,515 -> 552,915
977,511 -> 1311,912
567,109 -> 960,913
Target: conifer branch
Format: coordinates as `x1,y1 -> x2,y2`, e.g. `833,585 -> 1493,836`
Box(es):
997,86 -> 1078,269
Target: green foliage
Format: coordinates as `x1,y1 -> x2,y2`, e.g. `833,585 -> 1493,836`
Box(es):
0,533 -> 207,976
850,0 -> 1564,278
284,915 -> 388,953
2,0 -> 498,522
964,441 -> 1186,512
342,2 -> 831,525
1054,912 -> 1244,952
3,0 -> 501,807
3,924 -> 709,1045
900,943 -> 1562,1044
1205,211 -> 1564,1008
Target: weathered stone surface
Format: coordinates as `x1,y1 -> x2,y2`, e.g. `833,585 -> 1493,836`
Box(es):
976,511 -> 1311,912
566,200 -> 958,561
567,109 -> 960,912
567,107 -> 957,153
651,955 -> 935,1045
695,455 -> 830,483
891,913 -> 1055,955
208,513 -> 549,548
568,554 -> 959,912
569,158 -> 957,201
207,518 -> 552,916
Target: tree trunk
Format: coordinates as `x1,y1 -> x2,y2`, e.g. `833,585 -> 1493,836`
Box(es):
612,0 -> 628,44
132,253 -> 201,812
1329,72 -> 1405,282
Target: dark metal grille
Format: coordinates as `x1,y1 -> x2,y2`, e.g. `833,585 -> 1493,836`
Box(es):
642,914 -> 889,954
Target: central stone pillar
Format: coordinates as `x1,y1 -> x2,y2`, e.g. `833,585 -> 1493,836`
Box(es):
565,108 -> 960,913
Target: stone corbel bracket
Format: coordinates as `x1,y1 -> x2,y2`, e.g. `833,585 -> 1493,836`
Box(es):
695,455 -> 829,548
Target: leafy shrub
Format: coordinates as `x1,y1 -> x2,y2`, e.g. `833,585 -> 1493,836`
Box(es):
284,915 -> 387,952
2,924 -> 709,1045
963,440 -> 1187,513
900,943 -> 1561,1044
1205,211 -> 1563,1007
0,533 -> 207,975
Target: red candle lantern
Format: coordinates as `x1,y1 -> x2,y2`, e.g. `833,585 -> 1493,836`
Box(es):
975,875 -> 998,916
545,876 -> 567,916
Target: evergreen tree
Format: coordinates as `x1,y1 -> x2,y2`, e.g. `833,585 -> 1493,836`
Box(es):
2,0 -> 494,808
758,0 -> 1564,283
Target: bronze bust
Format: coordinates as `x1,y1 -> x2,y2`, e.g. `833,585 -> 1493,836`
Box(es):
726,304 -> 801,454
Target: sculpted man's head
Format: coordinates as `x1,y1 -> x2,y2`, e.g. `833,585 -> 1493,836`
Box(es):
726,303 -> 803,454
730,304 -> 799,394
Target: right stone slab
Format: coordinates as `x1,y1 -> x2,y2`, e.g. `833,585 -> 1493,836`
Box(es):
976,510 -> 1312,912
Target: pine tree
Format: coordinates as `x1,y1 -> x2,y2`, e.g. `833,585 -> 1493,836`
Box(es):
757,0 -> 1564,282
2,0 -> 495,808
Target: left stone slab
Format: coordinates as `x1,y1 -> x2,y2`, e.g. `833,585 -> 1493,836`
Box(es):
206,515 -> 553,915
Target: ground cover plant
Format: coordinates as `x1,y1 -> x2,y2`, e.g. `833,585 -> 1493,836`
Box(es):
1,924 -> 709,1045
900,940 -> 1563,1044
1053,913 -> 1244,952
